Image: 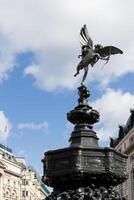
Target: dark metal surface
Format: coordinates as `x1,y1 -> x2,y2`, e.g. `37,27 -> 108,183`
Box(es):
46,186 -> 125,200
67,85 -> 100,125
42,84 -> 127,199
74,25 -> 123,84
43,146 -> 127,189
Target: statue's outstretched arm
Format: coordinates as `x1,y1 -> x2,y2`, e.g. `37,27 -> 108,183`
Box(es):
94,53 -> 109,61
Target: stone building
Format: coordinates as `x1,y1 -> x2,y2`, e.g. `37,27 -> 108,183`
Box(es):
0,145 -> 22,200
0,145 -> 49,200
19,161 -> 49,200
110,109 -> 134,200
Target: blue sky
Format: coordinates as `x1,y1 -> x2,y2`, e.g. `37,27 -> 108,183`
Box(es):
0,0 -> 134,176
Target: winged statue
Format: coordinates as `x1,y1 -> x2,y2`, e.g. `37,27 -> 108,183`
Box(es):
74,25 -> 123,84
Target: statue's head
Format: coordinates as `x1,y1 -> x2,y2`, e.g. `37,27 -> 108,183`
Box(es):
94,44 -> 103,51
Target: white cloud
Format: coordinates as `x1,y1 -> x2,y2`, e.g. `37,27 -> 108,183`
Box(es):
0,111 -> 12,140
91,88 -> 134,143
24,61 -> 79,91
0,32 -> 16,81
0,0 -> 133,90
17,121 -> 48,131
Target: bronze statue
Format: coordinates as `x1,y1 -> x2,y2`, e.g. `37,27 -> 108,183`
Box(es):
74,25 -> 123,84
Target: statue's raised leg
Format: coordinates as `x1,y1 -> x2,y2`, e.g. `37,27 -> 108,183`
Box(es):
74,62 -> 84,77
81,66 -> 88,84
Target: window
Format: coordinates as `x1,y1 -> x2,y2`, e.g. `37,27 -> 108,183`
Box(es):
7,179 -> 10,185
22,179 -> 25,185
9,156 -> 11,159
129,136 -> 134,144
5,189 -> 10,198
12,190 -> 17,199
26,191 -> 28,196
22,191 -> 25,197
26,180 -> 28,185
132,171 -> 134,199
14,181 -> 16,187
22,179 -> 28,185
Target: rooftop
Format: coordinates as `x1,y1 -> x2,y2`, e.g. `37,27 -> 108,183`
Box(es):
110,109 -> 134,148
0,144 -> 12,154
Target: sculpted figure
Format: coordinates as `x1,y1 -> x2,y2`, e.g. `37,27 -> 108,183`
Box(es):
74,25 -> 123,84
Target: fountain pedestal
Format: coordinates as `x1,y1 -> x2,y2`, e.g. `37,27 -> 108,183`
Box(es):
42,85 -> 127,199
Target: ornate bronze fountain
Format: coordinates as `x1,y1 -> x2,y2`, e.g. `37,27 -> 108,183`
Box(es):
42,25 -> 127,200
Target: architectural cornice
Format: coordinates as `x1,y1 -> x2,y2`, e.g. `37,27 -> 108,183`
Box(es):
115,127 -> 134,150
3,158 -> 22,169
0,161 -> 6,169
124,141 -> 134,155
4,169 -> 22,178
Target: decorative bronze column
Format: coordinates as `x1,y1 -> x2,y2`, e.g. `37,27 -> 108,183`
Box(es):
42,25 -> 127,200
42,84 -> 127,200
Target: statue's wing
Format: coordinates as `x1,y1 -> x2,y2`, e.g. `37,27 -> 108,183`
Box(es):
98,46 -> 123,57
80,25 -> 93,48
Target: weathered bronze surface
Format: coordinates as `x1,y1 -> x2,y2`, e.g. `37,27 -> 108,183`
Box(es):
46,186 -> 126,200
42,85 -> 127,199
74,25 -> 123,84
42,26 -> 127,200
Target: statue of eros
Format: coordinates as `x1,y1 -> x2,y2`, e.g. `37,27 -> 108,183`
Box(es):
74,25 -> 123,84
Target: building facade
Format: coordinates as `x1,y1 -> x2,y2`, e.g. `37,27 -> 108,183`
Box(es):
110,109 -> 134,200
20,165 -> 49,200
0,145 -> 49,200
